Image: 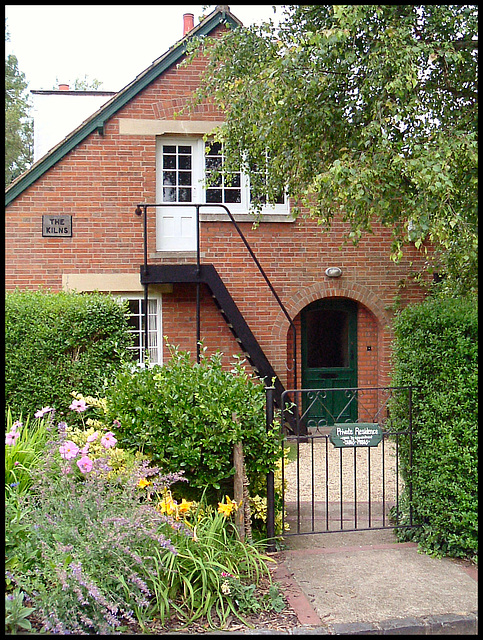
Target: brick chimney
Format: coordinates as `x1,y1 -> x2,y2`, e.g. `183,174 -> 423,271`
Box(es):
58,83 -> 70,91
183,13 -> 194,36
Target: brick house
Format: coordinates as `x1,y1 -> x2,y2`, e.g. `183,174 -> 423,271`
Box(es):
5,6 -> 430,426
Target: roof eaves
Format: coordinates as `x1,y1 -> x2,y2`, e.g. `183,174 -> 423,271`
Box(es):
5,7 -> 241,208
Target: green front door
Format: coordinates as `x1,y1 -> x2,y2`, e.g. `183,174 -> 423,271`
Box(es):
301,298 -> 358,427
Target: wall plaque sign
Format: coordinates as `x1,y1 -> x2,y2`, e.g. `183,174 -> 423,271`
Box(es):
42,215 -> 72,237
330,423 -> 383,448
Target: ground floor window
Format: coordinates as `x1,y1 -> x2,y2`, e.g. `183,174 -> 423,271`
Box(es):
119,295 -> 162,366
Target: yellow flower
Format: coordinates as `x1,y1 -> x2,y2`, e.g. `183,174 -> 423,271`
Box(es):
138,478 -> 151,489
159,490 -> 177,516
178,498 -> 193,514
217,496 -> 242,517
218,502 -> 233,516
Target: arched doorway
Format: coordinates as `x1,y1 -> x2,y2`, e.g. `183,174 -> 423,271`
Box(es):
301,297 -> 358,426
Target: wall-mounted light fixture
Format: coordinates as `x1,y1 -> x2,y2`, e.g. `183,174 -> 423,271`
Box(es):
325,266 -> 342,278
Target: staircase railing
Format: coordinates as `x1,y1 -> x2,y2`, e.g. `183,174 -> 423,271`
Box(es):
134,202 -> 297,388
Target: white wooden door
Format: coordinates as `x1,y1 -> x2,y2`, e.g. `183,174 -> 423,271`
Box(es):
156,139 -> 202,252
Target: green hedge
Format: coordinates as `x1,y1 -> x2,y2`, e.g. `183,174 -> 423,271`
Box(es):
389,295 -> 478,560
104,345 -> 282,508
5,289 -> 134,420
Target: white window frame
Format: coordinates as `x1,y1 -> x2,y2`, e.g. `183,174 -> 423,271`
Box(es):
155,136 -> 290,218
117,293 -> 163,367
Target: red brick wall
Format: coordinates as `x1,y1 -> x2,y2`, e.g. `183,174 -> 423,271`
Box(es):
5,24 -> 431,390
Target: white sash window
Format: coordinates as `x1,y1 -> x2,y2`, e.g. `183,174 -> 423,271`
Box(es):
156,137 -> 289,251
119,295 -> 162,366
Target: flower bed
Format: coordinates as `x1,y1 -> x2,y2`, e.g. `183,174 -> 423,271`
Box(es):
5,394 -> 288,634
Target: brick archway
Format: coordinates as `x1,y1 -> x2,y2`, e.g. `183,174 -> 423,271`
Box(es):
272,280 -> 394,388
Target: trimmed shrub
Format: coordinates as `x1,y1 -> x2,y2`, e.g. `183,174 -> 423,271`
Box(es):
5,289 -> 134,421
389,295 -> 477,560
104,345 -> 282,509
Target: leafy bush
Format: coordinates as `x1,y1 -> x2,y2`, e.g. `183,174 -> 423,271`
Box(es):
104,345 -> 283,508
389,295 -> 478,560
5,289 -> 134,421
5,588 -> 36,634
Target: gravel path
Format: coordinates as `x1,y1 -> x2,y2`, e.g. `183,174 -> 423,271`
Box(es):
282,437 -> 403,503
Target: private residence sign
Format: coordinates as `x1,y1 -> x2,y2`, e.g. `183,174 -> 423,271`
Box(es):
330,423 -> 383,448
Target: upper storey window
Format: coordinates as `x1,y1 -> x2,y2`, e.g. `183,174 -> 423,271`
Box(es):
205,142 -> 242,205
162,144 -> 193,203
156,137 -> 289,252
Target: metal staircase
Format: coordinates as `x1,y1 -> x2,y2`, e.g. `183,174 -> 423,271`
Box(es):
140,263 -> 287,409
135,202 -> 302,433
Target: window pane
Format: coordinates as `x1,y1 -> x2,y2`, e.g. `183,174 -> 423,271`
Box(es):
163,155 -> 176,169
251,191 -> 268,205
307,309 -> 349,368
208,173 -> 222,187
162,145 -> 193,204
178,171 -> 192,186
205,141 -> 220,154
274,192 -> 285,204
178,155 -> 192,170
225,189 -> 241,203
206,189 -> 222,203
123,297 -> 161,366
163,171 -> 176,186
163,187 -> 176,202
178,188 -> 192,202
206,156 -> 222,170
204,141 -> 242,206
226,173 -> 240,187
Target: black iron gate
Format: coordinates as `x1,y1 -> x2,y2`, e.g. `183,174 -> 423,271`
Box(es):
266,386 -> 419,548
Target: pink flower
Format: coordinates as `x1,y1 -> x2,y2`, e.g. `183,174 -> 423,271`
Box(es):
59,440 -> 80,460
77,456 -> 93,474
69,399 -> 87,413
81,443 -> 90,455
101,432 -> 117,449
113,419 -> 121,428
11,421 -> 23,432
5,431 -> 20,446
34,406 -> 54,418
86,431 -> 99,443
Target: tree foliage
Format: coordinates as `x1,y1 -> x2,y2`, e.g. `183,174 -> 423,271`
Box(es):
5,19 -> 33,187
188,5 -> 478,295
72,75 -> 103,90
52,75 -> 104,90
